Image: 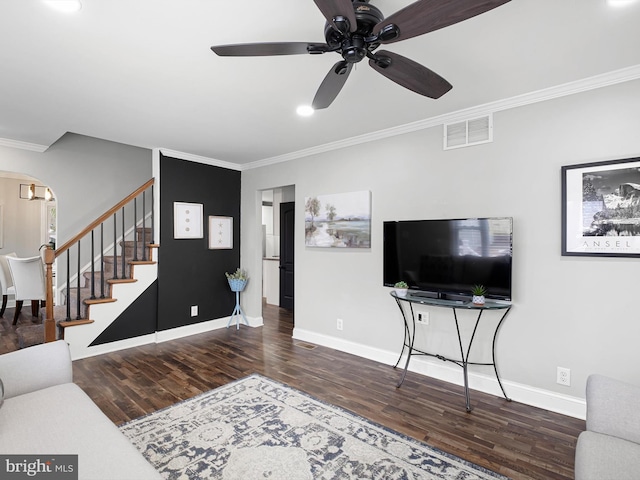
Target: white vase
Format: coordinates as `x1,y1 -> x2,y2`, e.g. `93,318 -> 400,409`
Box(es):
395,288 -> 408,297
472,295 -> 485,305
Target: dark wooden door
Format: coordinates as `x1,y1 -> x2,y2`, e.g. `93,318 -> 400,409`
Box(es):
279,202 -> 294,310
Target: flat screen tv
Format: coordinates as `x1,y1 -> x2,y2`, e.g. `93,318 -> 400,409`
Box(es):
383,217 -> 513,301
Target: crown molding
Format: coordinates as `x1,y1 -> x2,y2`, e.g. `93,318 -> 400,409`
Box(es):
159,148 -> 243,171
0,137 -> 49,152
244,64 -> 640,170
3,65 -> 639,167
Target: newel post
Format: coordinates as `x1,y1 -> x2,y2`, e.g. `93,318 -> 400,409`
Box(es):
44,247 -> 56,343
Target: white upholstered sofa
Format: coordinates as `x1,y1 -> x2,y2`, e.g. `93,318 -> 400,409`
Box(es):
0,341 -> 161,480
574,374 -> 640,480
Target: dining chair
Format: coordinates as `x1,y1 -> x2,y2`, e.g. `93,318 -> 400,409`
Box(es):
0,252 -> 17,317
7,256 -> 46,325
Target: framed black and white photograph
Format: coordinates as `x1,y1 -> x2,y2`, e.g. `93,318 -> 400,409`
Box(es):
208,216 -> 233,249
173,202 -> 203,239
562,157 -> 640,257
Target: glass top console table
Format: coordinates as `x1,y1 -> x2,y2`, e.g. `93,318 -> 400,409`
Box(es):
390,291 -> 512,412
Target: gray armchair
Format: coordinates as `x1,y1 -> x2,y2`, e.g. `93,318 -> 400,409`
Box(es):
575,374 -> 640,480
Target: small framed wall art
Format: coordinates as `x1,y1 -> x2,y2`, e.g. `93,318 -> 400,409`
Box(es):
562,156 -> 640,257
173,202 -> 203,239
209,216 -> 233,249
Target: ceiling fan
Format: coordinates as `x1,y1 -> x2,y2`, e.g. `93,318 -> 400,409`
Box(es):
211,0 -> 511,110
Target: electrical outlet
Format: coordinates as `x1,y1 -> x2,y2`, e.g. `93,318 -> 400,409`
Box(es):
417,312 -> 429,325
336,318 -> 343,331
557,367 -> 571,386
190,305 -> 198,317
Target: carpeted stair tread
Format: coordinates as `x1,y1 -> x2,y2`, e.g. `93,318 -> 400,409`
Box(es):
40,305 -> 92,323
120,241 -> 153,261
16,324 -> 46,349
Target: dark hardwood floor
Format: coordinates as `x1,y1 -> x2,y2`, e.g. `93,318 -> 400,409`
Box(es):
1,302 -> 584,479
0,305 -> 42,351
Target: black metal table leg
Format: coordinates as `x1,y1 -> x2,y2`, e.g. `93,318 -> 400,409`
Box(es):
492,307 -> 512,402
395,301 -> 416,388
390,292 -> 512,411
392,297 -> 411,369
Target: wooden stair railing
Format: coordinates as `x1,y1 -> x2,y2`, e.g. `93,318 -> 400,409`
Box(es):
43,178 -> 156,343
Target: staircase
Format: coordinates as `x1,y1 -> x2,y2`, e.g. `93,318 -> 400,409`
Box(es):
42,179 -> 157,355
57,227 -> 156,332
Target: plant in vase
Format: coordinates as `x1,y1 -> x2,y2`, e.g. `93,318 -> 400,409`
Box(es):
471,284 -> 486,305
226,268 -> 248,292
394,281 -> 409,297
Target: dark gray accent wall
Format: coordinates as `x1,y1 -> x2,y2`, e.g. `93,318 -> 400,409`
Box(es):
158,154 -> 241,331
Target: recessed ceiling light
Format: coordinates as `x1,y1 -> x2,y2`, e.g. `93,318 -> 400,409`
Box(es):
43,0 -> 82,13
296,105 -> 315,117
607,0 -> 636,7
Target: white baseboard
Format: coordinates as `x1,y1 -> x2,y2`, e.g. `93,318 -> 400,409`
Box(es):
70,333 -> 157,360
69,315 -> 264,360
292,327 -> 586,420
156,315 -> 263,343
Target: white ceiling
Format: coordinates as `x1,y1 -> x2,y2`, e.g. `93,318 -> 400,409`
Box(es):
1,0 -> 640,166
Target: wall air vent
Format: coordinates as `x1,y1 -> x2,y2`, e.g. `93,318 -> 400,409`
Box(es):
444,114 -> 493,150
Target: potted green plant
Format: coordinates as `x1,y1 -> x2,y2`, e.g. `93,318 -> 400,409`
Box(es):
471,284 -> 486,306
394,281 -> 409,297
226,268 -> 248,292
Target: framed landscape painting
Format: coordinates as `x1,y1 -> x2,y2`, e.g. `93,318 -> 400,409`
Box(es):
562,156 -> 640,257
304,190 -> 371,248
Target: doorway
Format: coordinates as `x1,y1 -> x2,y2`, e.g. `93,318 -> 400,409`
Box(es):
0,172 -> 58,306
0,173 -> 57,254
261,186 -> 295,319
279,201 -> 294,310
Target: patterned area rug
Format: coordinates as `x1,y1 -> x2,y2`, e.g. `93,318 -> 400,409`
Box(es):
120,374 -> 508,479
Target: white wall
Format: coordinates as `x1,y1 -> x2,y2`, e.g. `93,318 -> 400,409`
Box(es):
241,79 -> 640,414
0,133 -> 152,246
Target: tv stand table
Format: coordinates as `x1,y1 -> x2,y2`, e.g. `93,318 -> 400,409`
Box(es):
390,291 -> 512,412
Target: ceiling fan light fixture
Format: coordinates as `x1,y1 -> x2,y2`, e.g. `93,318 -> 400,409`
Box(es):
296,105 -> 315,117
43,0 -> 82,13
211,0 -> 512,110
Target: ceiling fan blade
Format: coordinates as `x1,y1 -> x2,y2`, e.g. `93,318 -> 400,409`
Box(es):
369,50 -> 452,99
312,61 -> 353,110
373,0 -> 510,44
313,0 -> 357,33
211,42 -> 329,57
